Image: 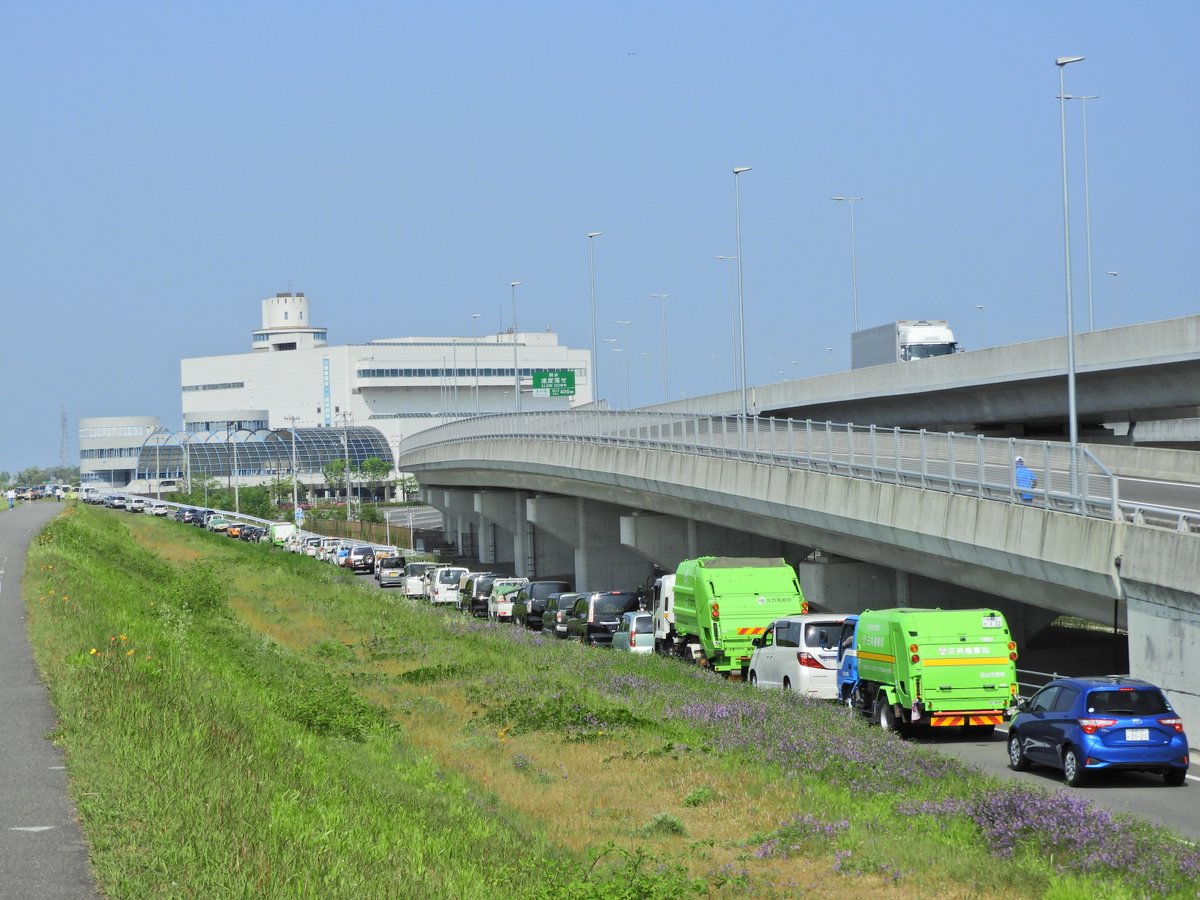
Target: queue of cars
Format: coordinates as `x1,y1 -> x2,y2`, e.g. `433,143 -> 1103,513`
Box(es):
86,494 -> 1192,791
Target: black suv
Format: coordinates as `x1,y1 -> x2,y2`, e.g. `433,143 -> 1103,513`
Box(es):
462,573 -> 500,617
565,591 -> 641,646
512,580 -> 573,630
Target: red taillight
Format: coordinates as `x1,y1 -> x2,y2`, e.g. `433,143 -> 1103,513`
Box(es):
796,651 -> 825,670
710,602 -> 720,620
801,600 -> 809,614
1159,716 -> 1185,733
911,654 -> 920,663
629,631 -> 637,648
1079,717 -> 1117,734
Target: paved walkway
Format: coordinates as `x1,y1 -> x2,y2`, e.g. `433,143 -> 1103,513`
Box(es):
0,502 -> 96,898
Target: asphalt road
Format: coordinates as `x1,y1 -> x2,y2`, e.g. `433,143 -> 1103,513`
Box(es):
353,567 -> 1200,843
0,502 -> 97,897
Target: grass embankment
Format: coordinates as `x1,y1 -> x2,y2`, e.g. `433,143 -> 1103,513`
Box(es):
25,505 -> 1200,898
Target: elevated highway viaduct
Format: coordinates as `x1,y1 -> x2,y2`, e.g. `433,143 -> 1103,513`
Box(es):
399,412 -> 1200,745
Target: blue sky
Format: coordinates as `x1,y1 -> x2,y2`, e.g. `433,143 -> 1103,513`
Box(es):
2,2 -> 1197,472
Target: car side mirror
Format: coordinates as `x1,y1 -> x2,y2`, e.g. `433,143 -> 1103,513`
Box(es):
1015,697 -> 1029,711
751,637 -> 762,648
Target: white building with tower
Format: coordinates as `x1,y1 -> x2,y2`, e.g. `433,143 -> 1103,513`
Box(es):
80,291 -> 594,492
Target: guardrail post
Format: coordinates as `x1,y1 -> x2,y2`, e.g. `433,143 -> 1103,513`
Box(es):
919,429 -> 928,488
947,431 -> 955,491
787,418 -> 794,466
825,421 -> 834,473
894,427 -> 901,483
976,434 -> 985,500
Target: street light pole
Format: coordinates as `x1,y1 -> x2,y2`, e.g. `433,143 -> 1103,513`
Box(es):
337,412 -> 352,522
1106,271 -> 1120,325
226,420 -> 240,514
1057,55 -> 1085,452
283,415 -> 300,514
649,294 -> 669,401
733,167 -> 752,425
832,196 -> 863,332
587,232 -> 603,404
471,313 -> 481,415
1065,94 -> 1099,331
510,281 -> 523,412
715,256 -> 738,392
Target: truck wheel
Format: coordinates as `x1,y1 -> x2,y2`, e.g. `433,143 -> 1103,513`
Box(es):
1062,747 -> 1087,787
878,700 -> 897,732
1007,733 -> 1029,771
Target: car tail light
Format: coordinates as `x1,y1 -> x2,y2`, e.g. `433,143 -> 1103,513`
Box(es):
1078,717 -> 1117,734
588,606 -> 594,624
801,600 -> 809,614
711,602 -> 720,620
909,645 -> 920,664
630,632 -> 637,648
796,651 -> 824,670
1158,716 -> 1184,733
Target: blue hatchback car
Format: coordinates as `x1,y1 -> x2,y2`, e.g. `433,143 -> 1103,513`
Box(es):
1008,676 -> 1190,787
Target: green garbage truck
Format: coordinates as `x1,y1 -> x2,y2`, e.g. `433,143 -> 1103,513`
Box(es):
844,607 -> 1019,736
655,557 -> 808,676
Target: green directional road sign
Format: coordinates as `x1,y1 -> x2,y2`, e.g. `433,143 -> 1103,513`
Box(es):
531,369 -> 576,398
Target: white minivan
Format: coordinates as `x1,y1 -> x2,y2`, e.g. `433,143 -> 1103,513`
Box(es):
747,614 -> 846,698
429,566 -> 469,606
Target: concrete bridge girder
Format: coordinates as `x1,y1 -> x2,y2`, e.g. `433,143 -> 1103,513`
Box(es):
618,513 -> 807,573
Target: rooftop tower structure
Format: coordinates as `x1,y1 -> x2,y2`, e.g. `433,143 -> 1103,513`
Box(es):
251,291 -> 328,352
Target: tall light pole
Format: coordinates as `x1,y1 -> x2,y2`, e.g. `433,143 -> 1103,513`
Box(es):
226,420 -> 240,514
510,281 -> 522,412
283,415 -> 300,514
832,196 -> 863,332
1057,55 -> 1085,452
715,255 -> 738,391
733,166 -> 752,423
1065,94 -> 1099,330
471,313 -> 481,415
649,293 -> 669,401
336,411 -> 352,522
587,232 -> 603,404
1106,271 -> 1120,325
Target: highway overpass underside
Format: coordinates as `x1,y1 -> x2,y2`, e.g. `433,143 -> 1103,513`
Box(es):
407,437 -> 1200,730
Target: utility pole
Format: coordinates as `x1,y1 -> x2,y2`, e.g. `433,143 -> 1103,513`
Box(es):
283,415 -> 301,515
336,411 -> 352,522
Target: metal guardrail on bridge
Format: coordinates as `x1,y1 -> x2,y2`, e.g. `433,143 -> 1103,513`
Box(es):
400,410 -> 1121,520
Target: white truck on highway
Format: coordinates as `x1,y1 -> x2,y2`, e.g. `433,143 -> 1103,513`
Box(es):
851,320 -> 958,369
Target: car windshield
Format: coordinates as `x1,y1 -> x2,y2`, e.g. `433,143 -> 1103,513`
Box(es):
1086,688 -> 1169,716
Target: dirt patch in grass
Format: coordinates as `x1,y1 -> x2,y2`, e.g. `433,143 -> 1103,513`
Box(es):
126,518 -> 204,565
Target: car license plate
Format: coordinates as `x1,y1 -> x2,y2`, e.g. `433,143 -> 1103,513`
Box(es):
1125,728 -> 1149,742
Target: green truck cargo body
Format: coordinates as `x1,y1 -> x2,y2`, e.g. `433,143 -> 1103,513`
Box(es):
853,607 -> 1018,729
670,557 -> 807,674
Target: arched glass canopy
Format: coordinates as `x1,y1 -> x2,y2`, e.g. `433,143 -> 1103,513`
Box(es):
134,426 -> 394,481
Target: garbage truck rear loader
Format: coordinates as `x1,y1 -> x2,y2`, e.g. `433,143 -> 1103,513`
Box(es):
657,557 -> 807,676
844,607 -> 1018,736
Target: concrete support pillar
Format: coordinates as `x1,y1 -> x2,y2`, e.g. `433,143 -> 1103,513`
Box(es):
526,497 -> 579,583
575,499 -> 654,594
442,489 -> 477,558
475,491 -> 521,573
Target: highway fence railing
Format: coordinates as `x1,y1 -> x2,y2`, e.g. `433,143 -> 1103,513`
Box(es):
400,410 -> 1125,521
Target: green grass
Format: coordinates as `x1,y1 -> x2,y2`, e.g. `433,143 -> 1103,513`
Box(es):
23,505 -> 1200,898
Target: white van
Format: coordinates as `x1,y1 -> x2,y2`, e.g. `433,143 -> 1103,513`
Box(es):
429,566 -> 469,606
404,562 -> 436,599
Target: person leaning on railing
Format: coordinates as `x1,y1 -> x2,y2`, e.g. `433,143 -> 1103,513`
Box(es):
1015,456 -> 1037,503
